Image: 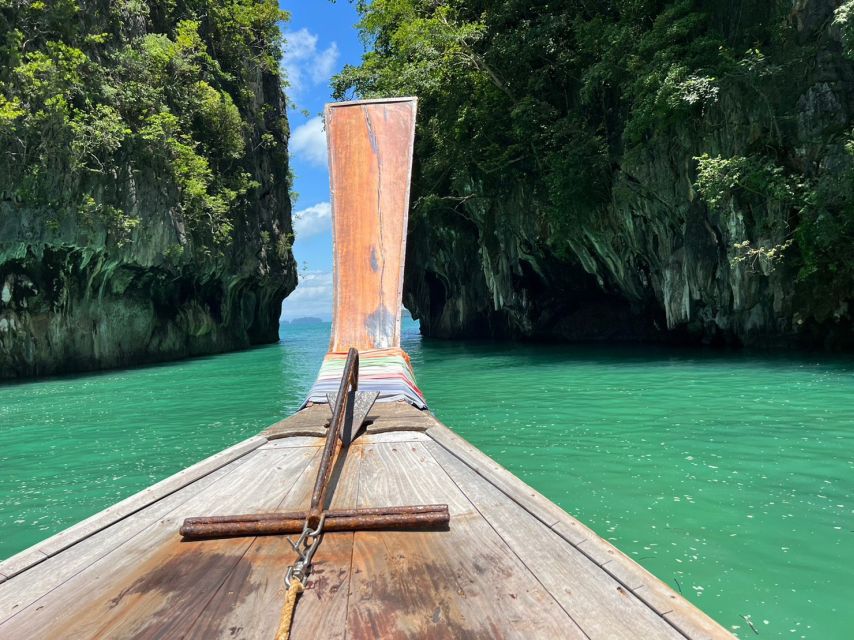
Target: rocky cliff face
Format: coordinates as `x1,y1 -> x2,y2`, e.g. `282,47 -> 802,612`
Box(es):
386,0 -> 854,348
0,1 -> 295,377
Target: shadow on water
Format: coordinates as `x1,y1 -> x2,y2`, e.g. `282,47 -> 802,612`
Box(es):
408,330 -> 854,374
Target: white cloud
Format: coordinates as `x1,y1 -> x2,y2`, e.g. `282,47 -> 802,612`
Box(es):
281,270 -> 333,320
285,28 -> 318,58
282,28 -> 339,95
293,202 -> 331,239
290,116 -> 327,166
312,42 -> 340,83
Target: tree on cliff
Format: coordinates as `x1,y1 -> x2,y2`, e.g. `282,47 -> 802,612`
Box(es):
1,0 -> 289,249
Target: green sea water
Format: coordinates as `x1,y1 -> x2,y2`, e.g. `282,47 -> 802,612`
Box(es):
1,321 -> 852,638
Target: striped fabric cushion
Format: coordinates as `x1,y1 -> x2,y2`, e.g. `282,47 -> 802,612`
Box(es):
303,348 -> 427,409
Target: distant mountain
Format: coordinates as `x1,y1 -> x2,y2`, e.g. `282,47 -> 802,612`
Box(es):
285,317 -> 326,325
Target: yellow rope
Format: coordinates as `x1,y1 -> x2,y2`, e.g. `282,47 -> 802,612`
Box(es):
274,577 -> 304,640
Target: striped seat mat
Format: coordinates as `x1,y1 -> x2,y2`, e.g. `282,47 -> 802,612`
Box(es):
303,348 -> 427,409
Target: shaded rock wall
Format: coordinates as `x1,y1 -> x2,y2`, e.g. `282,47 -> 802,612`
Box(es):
403,0 -> 854,348
0,3 -> 295,378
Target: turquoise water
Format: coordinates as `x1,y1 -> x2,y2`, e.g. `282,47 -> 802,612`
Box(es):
1,321 -> 852,638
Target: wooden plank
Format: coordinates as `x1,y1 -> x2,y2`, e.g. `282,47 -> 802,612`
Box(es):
287,444 -> 364,640
572,535 -> 626,567
552,518 -> 593,545
258,436 -> 324,449
356,430 -> 431,445
427,422 -> 570,527
263,406 -> 328,438
429,414 -> 727,640
354,441 -> 472,517
0,446 -> 318,639
363,402 -> 440,429
574,543 -> 733,640
0,551 -> 48,580
0,449 -> 259,624
663,606 -> 732,640
557,529 -> 732,638
187,439 -> 365,640
257,431 -> 429,450
363,421 -> 431,434
0,435 -> 266,578
551,533 -> 730,640
428,442 -> 686,640
427,422 -> 731,639
346,442 -> 584,639
263,402 -> 437,441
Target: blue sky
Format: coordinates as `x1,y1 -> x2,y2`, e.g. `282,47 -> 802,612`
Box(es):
277,1 -> 363,320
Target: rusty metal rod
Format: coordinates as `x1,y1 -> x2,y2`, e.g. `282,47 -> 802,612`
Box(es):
180,510 -> 450,539
181,504 -> 448,527
307,347 -> 359,528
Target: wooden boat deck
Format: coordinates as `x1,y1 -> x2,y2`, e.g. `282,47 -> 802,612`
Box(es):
0,403 -> 732,639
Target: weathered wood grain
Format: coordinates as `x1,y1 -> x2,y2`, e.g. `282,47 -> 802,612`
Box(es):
263,402 -> 436,440
326,99 -> 416,352
0,550 -> 48,581
356,430 -> 432,445
262,406 -> 329,438
0,449 -> 259,624
287,443 -> 364,640
0,415 -> 733,640
572,536 -> 645,588
426,422 -> 571,527
552,517 -> 593,545
355,441 -> 473,517
258,436 -> 324,449
346,441 -> 584,639
427,414 -> 725,640
0,447 -> 318,639
428,442 -> 685,640
0,435 -> 266,579
663,605 -> 731,640
258,430 -> 430,451
558,525 -> 732,639
187,439 -> 364,640
361,401 -> 440,428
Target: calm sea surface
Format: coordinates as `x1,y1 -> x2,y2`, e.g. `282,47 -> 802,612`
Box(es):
1,321 -> 852,638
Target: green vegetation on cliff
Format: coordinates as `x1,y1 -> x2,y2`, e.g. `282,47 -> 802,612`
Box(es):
0,0 -> 296,377
335,0 -> 854,346
1,0 -> 287,248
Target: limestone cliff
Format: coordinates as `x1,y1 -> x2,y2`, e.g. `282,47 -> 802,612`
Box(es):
0,1 -> 295,377
339,0 -> 854,348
